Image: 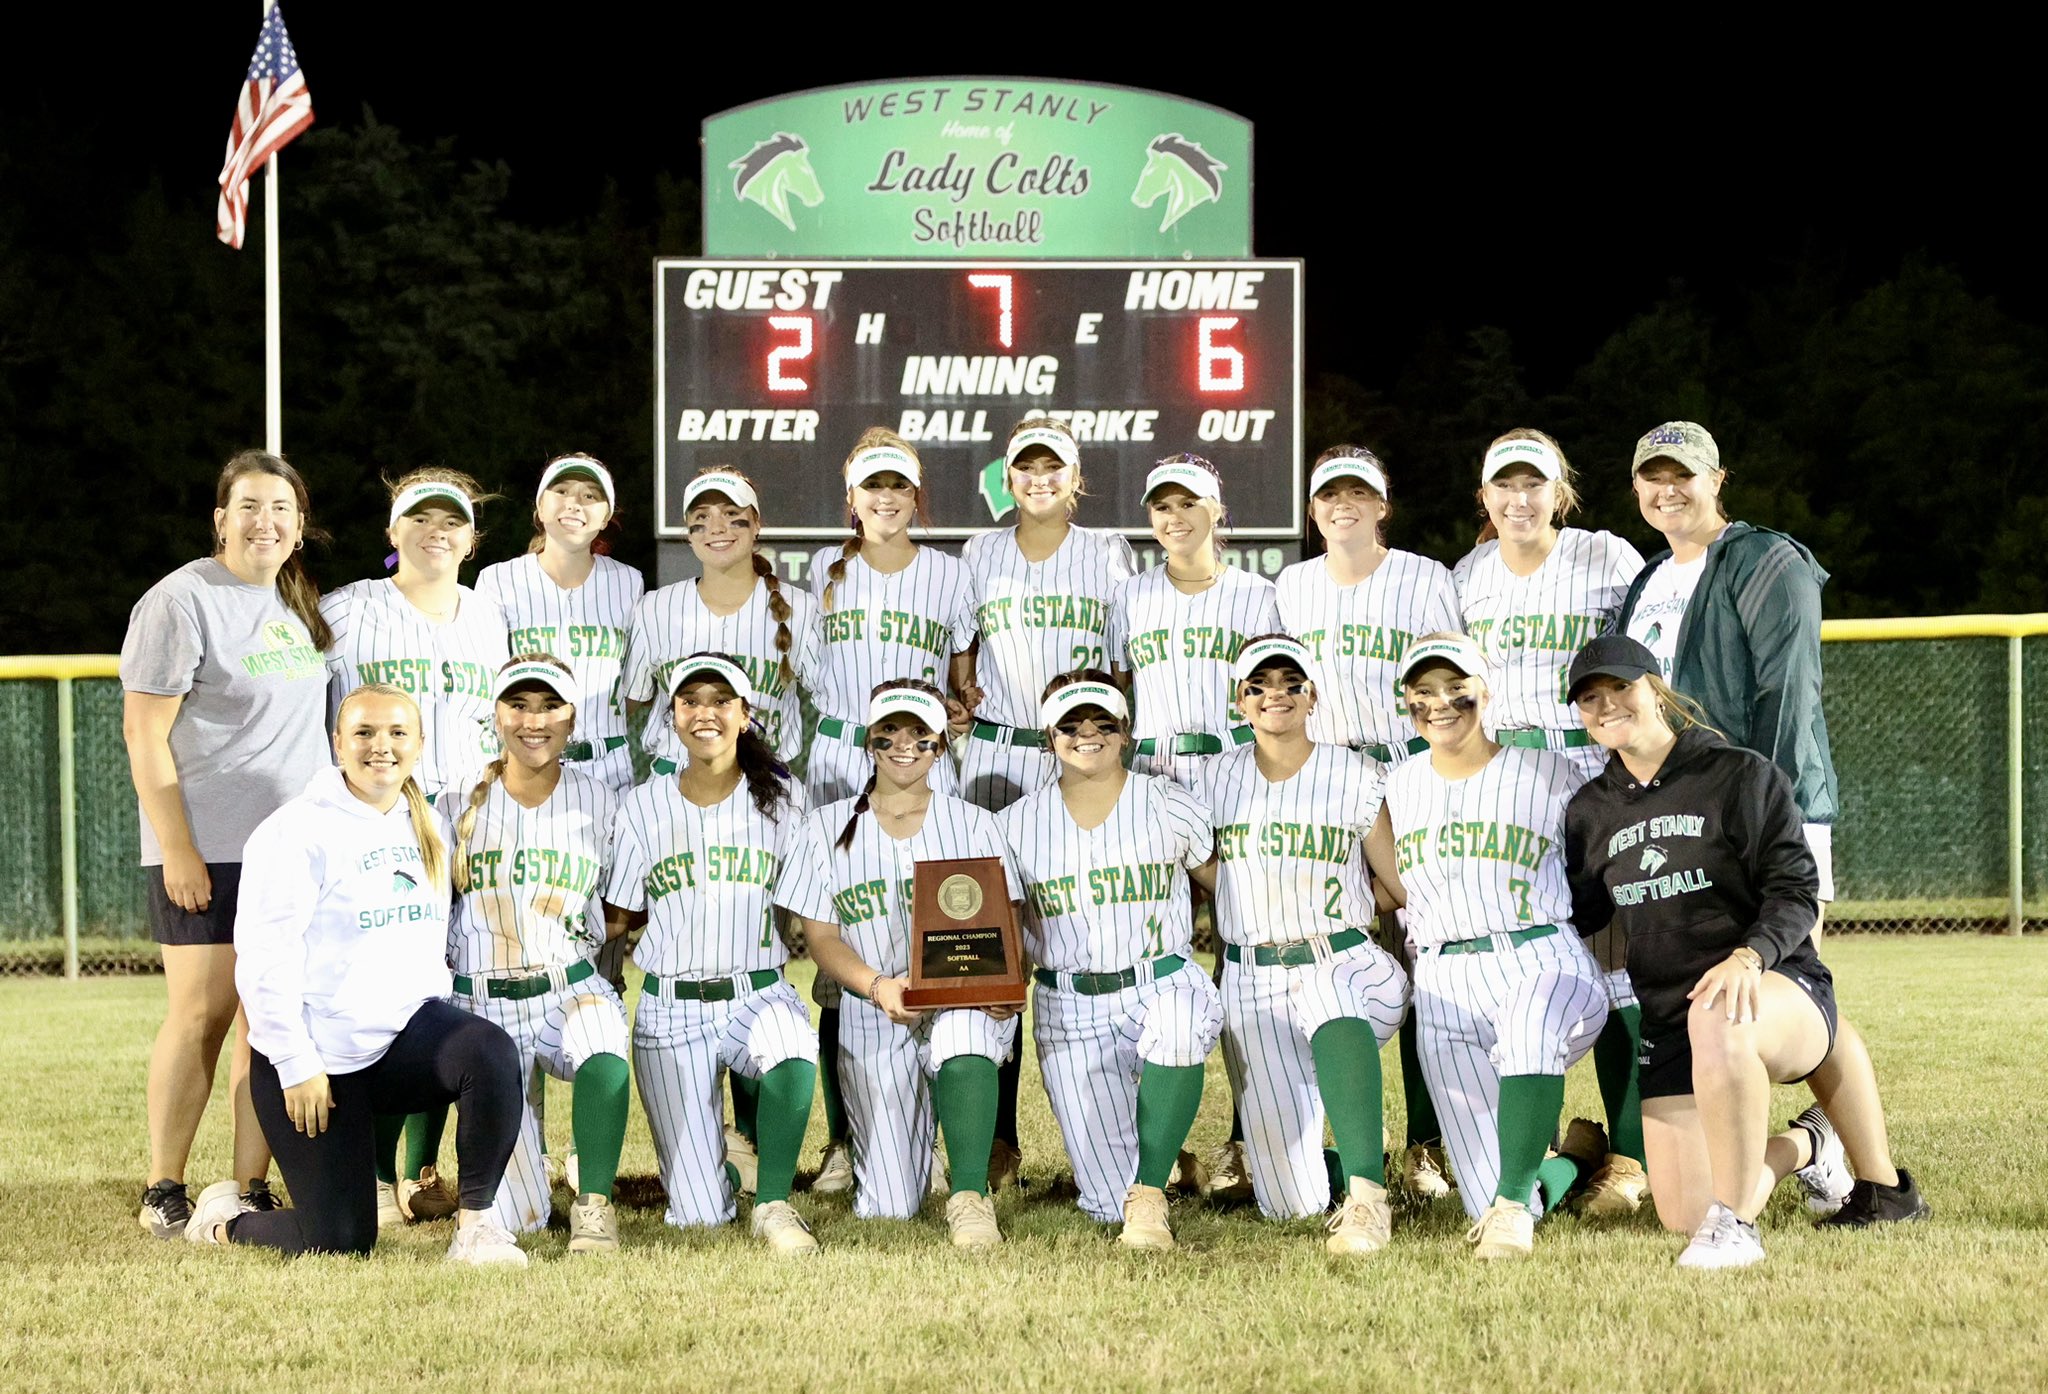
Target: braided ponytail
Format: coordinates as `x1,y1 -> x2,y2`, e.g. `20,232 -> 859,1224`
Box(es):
835,769 -> 878,852
822,526 -> 863,614
449,758 -> 508,893
752,552 -> 798,685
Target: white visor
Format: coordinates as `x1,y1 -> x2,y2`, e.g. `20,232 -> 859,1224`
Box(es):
867,687 -> 948,735
536,456 -> 617,508
1482,439 -> 1563,482
1397,636 -> 1491,689
1038,682 -> 1129,729
492,660 -> 576,705
845,446 -> 922,488
681,470 -> 759,513
1005,426 -> 1079,469
666,654 -> 757,706
388,482 -> 475,528
1142,461 -> 1222,503
1232,637 -> 1314,686
1308,455 -> 1389,501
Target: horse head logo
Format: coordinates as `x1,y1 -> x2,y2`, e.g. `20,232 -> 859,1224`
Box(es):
730,132 -> 823,232
1131,134 -> 1228,233
1640,846 -> 1668,874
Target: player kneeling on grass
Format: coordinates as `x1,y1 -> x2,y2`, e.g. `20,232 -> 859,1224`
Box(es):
1190,637 -> 1409,1255
1562,636 -> 1928,1269
999,673 -> 1221,1250
603,654 -> 820,1256
188,684 -> 526,1264
1363,636 -> 1610,1260
440,655 -> 631,1253
778,680 -> 1022,1248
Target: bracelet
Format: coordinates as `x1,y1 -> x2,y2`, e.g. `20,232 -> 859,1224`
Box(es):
868,969 -> 885,999
1730,946 -> 1764,973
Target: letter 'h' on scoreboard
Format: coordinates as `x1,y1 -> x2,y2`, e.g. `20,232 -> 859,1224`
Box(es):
654,259 -> 1304,540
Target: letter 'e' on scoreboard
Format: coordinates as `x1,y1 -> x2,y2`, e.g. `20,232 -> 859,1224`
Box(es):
654,259 -> 1303,540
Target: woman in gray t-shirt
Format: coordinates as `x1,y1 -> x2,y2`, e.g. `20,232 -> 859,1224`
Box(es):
119,450 -> 333,1241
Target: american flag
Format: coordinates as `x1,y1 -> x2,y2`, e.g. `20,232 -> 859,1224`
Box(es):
215,4 -> 314,250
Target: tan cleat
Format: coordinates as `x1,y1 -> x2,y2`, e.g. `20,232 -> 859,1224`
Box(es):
1202,1141 -> 1254,1204
812,1141 -> 854,1195
1325,1176 -> 1394,1256
724,1126 -> 759,1196
398,1164 -> 458,1222
751,1199 -> 820,1257
988,1137 -> 1022,1193
375,1180 -> 404,1230
1578,1154 -> 1650,1217
1559,1117 -> 1610,1169
1166,1147 -> 1209,1196
945,1190 -> 1002,1249
1118,1183 -> 1174,1250
1466,1198 -> 1535,1260
567,1193 -> 619,1253
1399,1143 -> 1453,1202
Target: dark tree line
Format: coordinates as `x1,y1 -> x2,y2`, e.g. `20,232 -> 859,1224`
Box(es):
5,111 -> 2045,652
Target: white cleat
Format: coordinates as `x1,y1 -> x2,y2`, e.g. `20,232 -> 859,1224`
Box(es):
184,1180 -> 243,1246
812,1141 -> 854,1195
446,1218 -> 528,1267
1325,1176 -> 1393,1256
752,1200 -> 820,1257
1677,1202 -> 1766,1270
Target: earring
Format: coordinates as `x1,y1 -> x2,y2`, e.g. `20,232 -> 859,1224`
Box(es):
293,537 -> 305,552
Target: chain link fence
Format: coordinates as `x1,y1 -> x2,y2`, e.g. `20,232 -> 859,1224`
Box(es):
4,622 -> 2041,974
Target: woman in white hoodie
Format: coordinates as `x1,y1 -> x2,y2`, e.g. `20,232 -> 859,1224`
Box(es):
183,684 -> 528,1263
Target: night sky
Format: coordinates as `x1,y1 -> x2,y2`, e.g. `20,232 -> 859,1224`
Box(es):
30,14 -> 2038,395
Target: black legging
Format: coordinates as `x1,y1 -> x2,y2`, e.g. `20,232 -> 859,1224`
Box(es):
232,999 -> 522,1256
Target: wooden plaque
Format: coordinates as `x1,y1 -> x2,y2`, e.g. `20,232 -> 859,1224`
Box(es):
902,856 -> 1027,1010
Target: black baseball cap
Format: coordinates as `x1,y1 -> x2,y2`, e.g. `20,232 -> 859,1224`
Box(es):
1566,634 -> 1660,701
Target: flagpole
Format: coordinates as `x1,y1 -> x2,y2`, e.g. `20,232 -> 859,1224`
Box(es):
261,0 -> 282,456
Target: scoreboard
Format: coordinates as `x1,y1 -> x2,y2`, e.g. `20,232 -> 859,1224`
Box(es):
654,259 -> 1303,540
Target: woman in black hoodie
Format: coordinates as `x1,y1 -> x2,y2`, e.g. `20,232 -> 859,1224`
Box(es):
1562,635 -> 1925,1270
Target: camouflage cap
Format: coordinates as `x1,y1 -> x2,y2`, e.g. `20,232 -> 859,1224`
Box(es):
1631,421 -> 1721,478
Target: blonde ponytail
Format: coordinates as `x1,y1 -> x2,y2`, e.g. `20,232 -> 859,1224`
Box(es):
450,758 -> 508,893
402,777 -> 447,892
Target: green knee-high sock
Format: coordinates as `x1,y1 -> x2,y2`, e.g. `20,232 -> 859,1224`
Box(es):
818,1006 -> 847,1144
570,1054 -> 630,1199
931,1056 -> 999,1195
374,1113 -> 406,1185
1536,1154 -> 1584,1212
1311,1019 -> 1386,1186
1399,1020 -> 1442,1146
1496,1073 -> 1567,1206
403,1107 -> 448,1181
1135,1062 -> 1206,1189
729,1071 -> 761,1147
752,1058 -> 816,1205
1594,1004 -> 1646,1164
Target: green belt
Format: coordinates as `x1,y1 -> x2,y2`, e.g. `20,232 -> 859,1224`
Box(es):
1034,954 -> 1185,996
1360,735 -> 1430,762
1224,927 -> 1369,967
563,735 -> 630,762
1433,924 -> 1559,956
1495,728 -> 1594,750
1132,729 -> 1252,758
643,967 -> 783,1002
454,958 -> 595,1001
817,716 -> 869,746
970,720 -> 1046,749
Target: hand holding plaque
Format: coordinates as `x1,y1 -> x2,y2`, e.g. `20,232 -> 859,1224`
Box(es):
902,856 -> 1027,1010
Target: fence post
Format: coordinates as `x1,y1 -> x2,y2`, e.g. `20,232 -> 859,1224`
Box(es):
2010,635 -> 2026,937
57,675 -> 81,979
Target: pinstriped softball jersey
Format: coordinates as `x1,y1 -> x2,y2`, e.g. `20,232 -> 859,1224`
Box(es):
999,772 -> 1220,1221
1200,742 -> 1409,1217
808,547 -> 977,719
775,792 -> 1021,1220
436,768 -> 627,1234
1452,530 -> 1644,736
604,773 -> 816,1229
1202,743 -> 1386,945
999,773 -> 1210,972
619,578 -> 822,764
1108,565 -> 1279,783
1276,552 -> 1460,753
319,579 -> 510,799
440,770 -> 617,973
962,526 -> 1137,726
474,554 -> 644,784
603,776 -> 811,976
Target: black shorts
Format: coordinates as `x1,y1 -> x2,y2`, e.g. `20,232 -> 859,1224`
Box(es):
146,862 -> 244,947
1637,965 -> 1840,1101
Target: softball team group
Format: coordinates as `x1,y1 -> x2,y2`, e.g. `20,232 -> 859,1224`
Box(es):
119,417 -> 1927,1271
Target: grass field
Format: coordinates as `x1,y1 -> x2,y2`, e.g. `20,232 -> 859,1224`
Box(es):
2,938 -> 2044,1394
